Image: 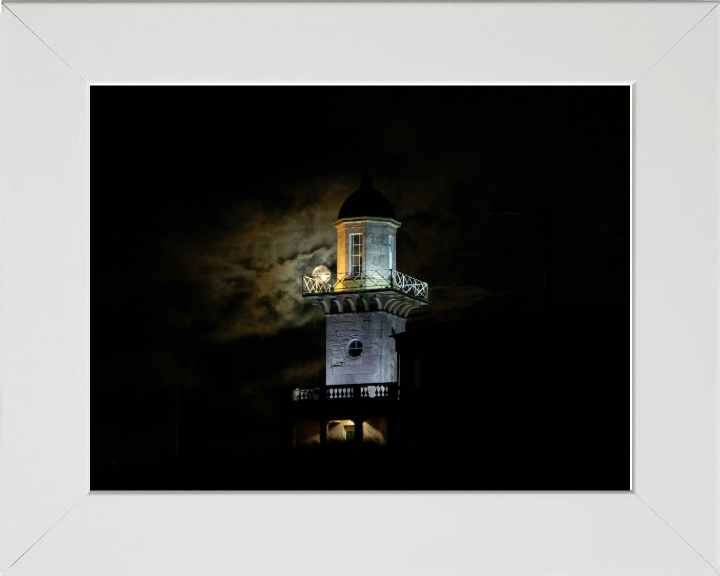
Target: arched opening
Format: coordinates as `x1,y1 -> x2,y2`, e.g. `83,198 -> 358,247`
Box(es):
342,299 -> 354,313
363,418 -> 388,444
369,297 -> 380,312
325,419 -> 387,444
327,419 -> 356,442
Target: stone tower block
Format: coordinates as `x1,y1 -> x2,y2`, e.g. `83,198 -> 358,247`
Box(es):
325,311 -> 406,385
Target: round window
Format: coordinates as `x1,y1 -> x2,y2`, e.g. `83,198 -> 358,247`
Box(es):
347,339 -> 364,358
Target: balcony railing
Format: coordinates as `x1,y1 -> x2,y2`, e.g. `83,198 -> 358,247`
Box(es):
292,384 -> 399,401
302,270 -> 428,301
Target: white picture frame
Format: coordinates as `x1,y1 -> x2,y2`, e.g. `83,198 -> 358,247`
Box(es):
1,2 -> 718,574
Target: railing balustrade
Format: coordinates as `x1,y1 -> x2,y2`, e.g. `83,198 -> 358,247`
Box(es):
291,384 -> 399,401
301,269 -> 428,301
293,388 -> 319,401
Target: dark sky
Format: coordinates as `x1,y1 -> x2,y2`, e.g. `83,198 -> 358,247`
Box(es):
91,86 -> 629,476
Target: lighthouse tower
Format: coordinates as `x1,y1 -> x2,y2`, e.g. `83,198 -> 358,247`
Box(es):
302,176 -> 429,386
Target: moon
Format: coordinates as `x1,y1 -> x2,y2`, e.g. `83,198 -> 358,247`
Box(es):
312,265 -> 332,283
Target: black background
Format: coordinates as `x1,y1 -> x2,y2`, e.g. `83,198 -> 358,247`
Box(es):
91,86 -> 629,489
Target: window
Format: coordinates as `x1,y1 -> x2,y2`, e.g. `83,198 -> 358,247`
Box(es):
349,234 -> 363,274
389,235 -> 393,271
347,339 -> 364,358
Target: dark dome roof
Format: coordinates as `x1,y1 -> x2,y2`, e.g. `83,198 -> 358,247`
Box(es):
337,175 -> 396,221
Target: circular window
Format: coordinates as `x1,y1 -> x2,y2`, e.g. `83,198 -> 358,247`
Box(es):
347,339 -> 364,358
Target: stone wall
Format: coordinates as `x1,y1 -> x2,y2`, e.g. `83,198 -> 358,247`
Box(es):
325,311 -> 406,385
334,219 -> 398,275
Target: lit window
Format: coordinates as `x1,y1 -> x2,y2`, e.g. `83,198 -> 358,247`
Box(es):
347,339 -> 364,358
349,234 -> 363,275
389,235 -> 393,271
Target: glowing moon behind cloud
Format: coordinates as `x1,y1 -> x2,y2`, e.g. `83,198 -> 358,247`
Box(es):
312,265 -> 332,283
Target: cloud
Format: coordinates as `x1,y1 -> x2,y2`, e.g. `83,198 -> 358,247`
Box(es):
164,183 -> 349,340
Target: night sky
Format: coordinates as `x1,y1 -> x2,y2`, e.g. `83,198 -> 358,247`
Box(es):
91,86 -> 629,488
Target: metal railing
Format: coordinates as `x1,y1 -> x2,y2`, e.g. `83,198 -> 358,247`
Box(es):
292,384 -> 398,401
302,270 -> 428,301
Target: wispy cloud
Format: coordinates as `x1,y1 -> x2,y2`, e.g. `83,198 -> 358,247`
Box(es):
164,183 -> 349,340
